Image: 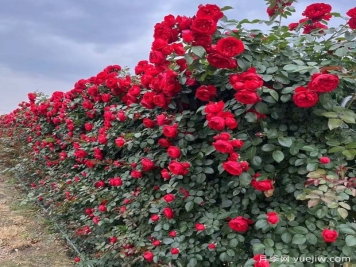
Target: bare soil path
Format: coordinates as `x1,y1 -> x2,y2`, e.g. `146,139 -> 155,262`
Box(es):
0,175 -> 74,267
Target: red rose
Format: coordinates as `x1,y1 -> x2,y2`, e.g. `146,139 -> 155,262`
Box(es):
141,158 -> 155,172
204,101 -> 225,114
192,32 -> 213,48
163,207 -> 174,219
253,254 -> 270,267
207,52 -> 237,69
158,138 -> 171,147
152,240 -> 161,246
117,111 -> 126,121
207,116 -> 225,131
213,132 -> 231,141
74,257 -> 81,263
143,251 -> 154,262
163,124 -> 178,138
207,243 -> 216,250
167,146 -> 181,158
322,229 -> 338,242
101,94 -> 111,103
303,21 -> 328,34
231,139 -> 244,149
156,114 -> 168,126
85,123 -> 94,131
216,37 -> 245,57
319,156 -> 330,164
289,22 -> 299,31
302,3 -> 332,21
151,214 -> 160,222
163,193 -> 175,203
348,17 -> 356,29
235,90 -> 261,104
266,211 -> 279,225
228,216 -> 252,233
308,73 -> 339,93
293,86 -> 318,108
143,118 -> 156,128
196,4 -> 223,22
109,177 -> 122,187
109,236 -> 118,243
115,137 -> 125,147
161,168 -> 171,180
195,85 -> 217,101
131,170 -> 143,179
225,117 -> 238,129
195,223 -> 206,231
168,161 -> 190,175
169,230 -> 177,237
213,140 -> 234,154
251,179 -> 274,191
223,161 -> 243,175
346,7 -> 356,18
149,50 -> 165,65
170,248 -> 180,255
191,17 -> 217,35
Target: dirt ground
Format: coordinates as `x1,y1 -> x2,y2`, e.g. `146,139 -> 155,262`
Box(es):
0,175 -> 74,267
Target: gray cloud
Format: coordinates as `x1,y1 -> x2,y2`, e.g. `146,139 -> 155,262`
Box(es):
0,0 -> 353,113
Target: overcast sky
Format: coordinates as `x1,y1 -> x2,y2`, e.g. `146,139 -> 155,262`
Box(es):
0,0 -> 352,114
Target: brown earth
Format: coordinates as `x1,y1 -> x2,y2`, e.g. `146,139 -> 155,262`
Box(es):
0,175 -> 74,267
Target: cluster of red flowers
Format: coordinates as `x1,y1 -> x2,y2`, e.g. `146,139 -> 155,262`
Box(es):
289,3 -> 331,34
292,72 -> 339,108
229,67 -> 263,105
346,7 -> 356,29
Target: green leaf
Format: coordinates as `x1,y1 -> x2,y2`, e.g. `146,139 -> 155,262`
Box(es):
229,238 -> 239,247
262,144 -> 275,152
334,47 -> 348,57
328,119 -> 343,130
306,233 -> 317,245
281,232 -> 292,243
340,114 -> 356,124
338,207 -> 348,219
255,102 -> 268,114
272,150 -> 284,163
292,234 -> 306,245
185,201 -> 194,212
283,64 -> 298,71
345,235 -> 356,246
278,137 -> 293,147
189,258 -> 198,267
191,46 -> 206,58
163,238 -> 174,244
220,5 -> 233,11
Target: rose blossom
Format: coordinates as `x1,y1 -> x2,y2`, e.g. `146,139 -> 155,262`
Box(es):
322,229 -> 338,242
292,86 -> 318,108
216,37 -> 244,57
266,212 -> 279,225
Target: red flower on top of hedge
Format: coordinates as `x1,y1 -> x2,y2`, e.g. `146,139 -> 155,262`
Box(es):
190,17 -> 217,35
253,254 -> 270,267
168,161 -> 190,175
196,4 -> 223,22
162,124 -> 178,138
292,86 -> 318,108
302,3 -> 332,21
308,73 -> 339,93
228,216 -> 253,233
322,228 -> 338,242
251,178 -> 274,191
216,37 -> 245,57
195,85 -> 217,101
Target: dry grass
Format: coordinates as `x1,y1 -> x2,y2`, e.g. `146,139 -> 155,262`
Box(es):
0,175 -> 74,267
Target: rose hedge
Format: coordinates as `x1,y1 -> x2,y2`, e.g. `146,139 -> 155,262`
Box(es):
1,1 -> 356,267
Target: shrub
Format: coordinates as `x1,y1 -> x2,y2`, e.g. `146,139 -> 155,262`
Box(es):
1,1 -> 356,266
